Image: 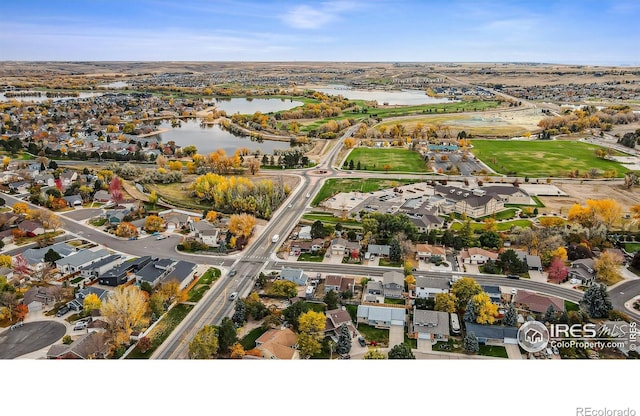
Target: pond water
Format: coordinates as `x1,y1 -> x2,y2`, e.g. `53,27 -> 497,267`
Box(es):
207,97 -> 303,114
312,84 -> 455,106
154,119 -> 292,155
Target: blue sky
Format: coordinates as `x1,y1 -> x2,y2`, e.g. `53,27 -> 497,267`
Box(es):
1,0 -> 639,64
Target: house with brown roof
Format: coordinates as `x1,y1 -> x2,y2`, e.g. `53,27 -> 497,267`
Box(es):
46,332 -> 110,359
255,328 -> 299,359
415,244 -> 447,261
324,308 -> 356,341
514,290 -> 565,314
18,220 -> 45,237
324,275 -> 355,294
460,247 -> 498,265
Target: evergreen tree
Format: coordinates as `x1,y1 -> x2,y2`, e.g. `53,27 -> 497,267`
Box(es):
44,248 -> 62,265
356,160 -> 361,170
503,303 -> 518,326
544,304 -> 557,324
559,310 -> 569,324
218,317 -> 238,354
348,159 -> 354,170
463,298 -> 477,323
582,283 -> 612,318
232,299 -> 246,326
389,238 -> 402,263
388,343 -> 415,359
335,323 -> 352,355
324,290 -> 339,310
464,332 -> 479,353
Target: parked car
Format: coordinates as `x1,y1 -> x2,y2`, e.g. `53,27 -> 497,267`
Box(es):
74,321 -> 88,331
155,235 -> 168,240
358,336 -> 367,347
56,306 -> 69,317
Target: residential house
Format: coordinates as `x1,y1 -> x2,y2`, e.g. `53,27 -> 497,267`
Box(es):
292,238 -> 324,254
23,286 -> 58,312
415,244 -> 447,261
460,247 -> 498,264
97,256 -> 151,286
280,267 -> 308,286
324,308 -> 357,341
0,266 -> 14,281
383,271 -> 405,299
190,220 -> 219,247
363,280 -> 384,303
408,213 -> 444,233
365,244 -> 390,260
60,170 -> 78,187
163,210 -> 193,232
255,328 -> 300,359
515,251 -> 543,272
80,255 -> 123,281
330,237 -> 360,257
22,242 -> 76,271
481,285 -> 503,305
324,275 -> 355,295
18,220 -> 45,237
8,181 -> 29,194
514,290 -> 565,314
161,260 -> 197,290
414,276 -> 450,299
0,229 -> 13,246
66,287 -> 110,312
55,249 -> 111,275
93,190 -> 111,203
568,258 -> 597,284
412,309 -> 450,343
298,225 -> 312,240
63,195 -> 83,207
32,173 -> 55,187
356,305 -> 406,329
46,332 -> 109,359
135,258 -> 176,289
464,323 -> 519,345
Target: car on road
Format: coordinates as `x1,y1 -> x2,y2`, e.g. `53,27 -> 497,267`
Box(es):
358,336 -> 366,347
228,292 -> 238,301
306,193 -> 310,198
229,270 -> 237,277
506,274 -> 520,280
156,235 -> 168,240
56,306 -> 69,317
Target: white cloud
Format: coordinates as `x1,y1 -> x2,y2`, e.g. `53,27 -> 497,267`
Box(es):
280,1 -> 359,29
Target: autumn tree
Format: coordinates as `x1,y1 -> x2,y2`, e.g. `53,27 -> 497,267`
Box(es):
539,217 -> 565,228
434,293 -> 456,313
137,336 -> 152,354
148,190 -> 158,208
594,251 -> 624,285
205,210 -> 218,223
297,310 -> 326,358
83,293 -> 102,313
548,257 -> 569,283
12,202 -> 30,215
245,158 -> 261,175
100,285 -> 149,347
268,280 -> 297,299
108,176 -> 124,206
0,255 -> 12,268
144,215 -> 164,233
115,222 -> 138,238
483,218 -> 497,233
343,137 -> 356,149
189,325 -> 219,359
472,292 -> 499,324
363,349 -> 386,359
14,303 -> 28,321
230,343 -> 245,359
451,277 -> 482,311
228,213 -> 256,239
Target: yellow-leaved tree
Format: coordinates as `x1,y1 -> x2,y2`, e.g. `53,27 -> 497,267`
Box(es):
83,293 -> 102,313
228,213 -> 256,239
297,310 -> 326,358
594,251 -> 624,285
100,285 -> 149,348
434,293 -> 457,313
472,292 -> 499,324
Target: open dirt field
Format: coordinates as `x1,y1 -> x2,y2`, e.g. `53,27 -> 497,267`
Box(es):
537,182 -> 640,217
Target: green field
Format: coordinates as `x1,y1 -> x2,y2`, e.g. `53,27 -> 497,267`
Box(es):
470,140 -> 628,177
345,148 -> 429,172
450,219 -> 532,231
312,178 -> 418,206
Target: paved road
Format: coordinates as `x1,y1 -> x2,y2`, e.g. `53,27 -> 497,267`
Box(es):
0,321 -> 66,359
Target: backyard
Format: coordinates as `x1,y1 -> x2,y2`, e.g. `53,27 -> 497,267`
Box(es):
187,267 -> 221,302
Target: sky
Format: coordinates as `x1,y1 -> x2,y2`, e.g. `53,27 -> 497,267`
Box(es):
1,0 -> 639,64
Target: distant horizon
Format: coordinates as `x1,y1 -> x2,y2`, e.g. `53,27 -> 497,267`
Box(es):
1,1 -> 638,65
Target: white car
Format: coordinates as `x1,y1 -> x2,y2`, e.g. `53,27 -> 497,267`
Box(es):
570,278 -> 580,285
156,235 -> 168,240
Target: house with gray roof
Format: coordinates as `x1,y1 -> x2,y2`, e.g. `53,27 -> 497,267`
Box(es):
356,305 -> 406,329
67,287 -> 110,311
55,249 -> 111,274
464,323 -> 519,345
63,194 -> 83,207
365,244 -> 390,259
22,242 -> 76,270
414,276 -> 450,299
364,280 -> 384,303
382,271 -> 404,299
412,309 -> 450,343
135,258 -> 176,288
161,260 -> 197,290
280,267 -> 308,286
80,254 -> 123,281
568,258 -> 597,283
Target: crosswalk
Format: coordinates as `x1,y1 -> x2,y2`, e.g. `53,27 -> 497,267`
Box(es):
241,256 -> 269,262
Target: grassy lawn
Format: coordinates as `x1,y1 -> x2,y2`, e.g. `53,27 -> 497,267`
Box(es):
126,304 -> 193,359
450,219 -> 532,231
312,178 -> 418,206
297,252 -> 325,262
357,324 -> 389,346
146,182 -> 213,211
470,139 -> 628,177
433,338 -> 464,353
624,243 -> 640,253
564,300 -> 579,312
345,148 -> 429,172
477,208 -> 519,221
373,100 -> 501,119
479,344 -> 508,358
187,268 -> 220,302
240,326 -> 268,350
378,258 -> 403,267
345,304 -> 358,321
384,298 -> 406,305
404,335 -> 417,349
301,212 -> 361,228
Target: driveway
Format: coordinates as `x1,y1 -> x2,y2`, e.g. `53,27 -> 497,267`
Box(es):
528,270 -> 548,283
505,343 -> 524,359
389,324 -> 404,348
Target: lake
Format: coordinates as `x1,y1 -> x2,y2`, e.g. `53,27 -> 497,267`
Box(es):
207,97 -> 303,114
312,84 -> 455,106
154,119 -> 292,155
